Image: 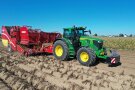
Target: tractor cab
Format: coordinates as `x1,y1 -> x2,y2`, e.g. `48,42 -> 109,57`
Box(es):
63,26 -> 91,51
63,26 -> 103,51
63,26 -> 91,39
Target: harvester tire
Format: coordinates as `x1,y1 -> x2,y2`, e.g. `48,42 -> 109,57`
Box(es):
77,47 -> 96,66
53,40 -> 69,61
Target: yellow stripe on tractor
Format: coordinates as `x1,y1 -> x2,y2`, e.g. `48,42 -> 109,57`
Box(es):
2,39 -> 8,47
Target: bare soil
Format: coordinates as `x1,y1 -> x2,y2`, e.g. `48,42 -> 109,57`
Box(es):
0,42 -> 135,90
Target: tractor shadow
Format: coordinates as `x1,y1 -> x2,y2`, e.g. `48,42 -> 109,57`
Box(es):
29,53 -> 122,67
98,58 -> 122,67
65,58 -> 101,66
108,62 -> 122,67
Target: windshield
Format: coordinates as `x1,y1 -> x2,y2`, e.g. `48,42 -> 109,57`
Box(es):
64,29 -> 91,38
76,30 -> 84,36
76,30 -> 91,36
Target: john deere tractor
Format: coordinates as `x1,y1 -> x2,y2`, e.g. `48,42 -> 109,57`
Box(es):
53,26 -> 120,66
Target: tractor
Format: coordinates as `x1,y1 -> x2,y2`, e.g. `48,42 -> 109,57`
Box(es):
53,26 -> 120,66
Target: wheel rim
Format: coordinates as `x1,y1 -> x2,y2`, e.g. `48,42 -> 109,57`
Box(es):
80,52 -> 89,62
55,45 -> 63,57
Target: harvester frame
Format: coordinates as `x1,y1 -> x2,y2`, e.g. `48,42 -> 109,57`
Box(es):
1,26 -> 61,56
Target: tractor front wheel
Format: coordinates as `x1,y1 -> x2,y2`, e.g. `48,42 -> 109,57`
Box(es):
53,40 -> 69,61
77,47 -> 96,66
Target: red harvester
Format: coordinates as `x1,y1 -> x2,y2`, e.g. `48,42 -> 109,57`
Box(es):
1,26 -> 61,56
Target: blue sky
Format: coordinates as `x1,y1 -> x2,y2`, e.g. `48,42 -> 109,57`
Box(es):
0,0 -> 135,35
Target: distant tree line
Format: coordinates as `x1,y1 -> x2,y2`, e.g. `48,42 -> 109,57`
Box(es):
93,33 -> 98,36
93,33 -> 134,37
119,33 -> 133,37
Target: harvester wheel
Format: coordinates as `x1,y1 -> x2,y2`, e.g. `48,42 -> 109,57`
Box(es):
77,47 -> 96,66
53,40 -> 69,61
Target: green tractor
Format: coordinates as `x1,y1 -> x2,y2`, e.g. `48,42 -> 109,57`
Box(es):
53,26 -> 120,66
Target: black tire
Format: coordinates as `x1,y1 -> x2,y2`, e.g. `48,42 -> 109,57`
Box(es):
53,40 -> 69,61
77,47 -> 96,66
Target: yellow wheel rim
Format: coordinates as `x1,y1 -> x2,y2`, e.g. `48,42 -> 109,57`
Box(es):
55,45 -> 63,57
80,52 -> 89,62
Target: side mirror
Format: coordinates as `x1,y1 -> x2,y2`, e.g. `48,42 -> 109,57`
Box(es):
89,30 -> 91,34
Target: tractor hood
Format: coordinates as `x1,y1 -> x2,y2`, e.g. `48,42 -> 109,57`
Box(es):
80,36 -> 103,42
80,36 -> 104,50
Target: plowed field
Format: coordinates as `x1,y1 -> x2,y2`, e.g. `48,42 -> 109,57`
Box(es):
0,43 -> 135,90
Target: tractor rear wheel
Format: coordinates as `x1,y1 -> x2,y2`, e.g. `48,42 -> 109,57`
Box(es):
77,47 -> 96,66
53,40 -> 69,61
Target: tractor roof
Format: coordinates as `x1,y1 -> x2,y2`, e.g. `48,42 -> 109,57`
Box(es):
64,26 -> 86,30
